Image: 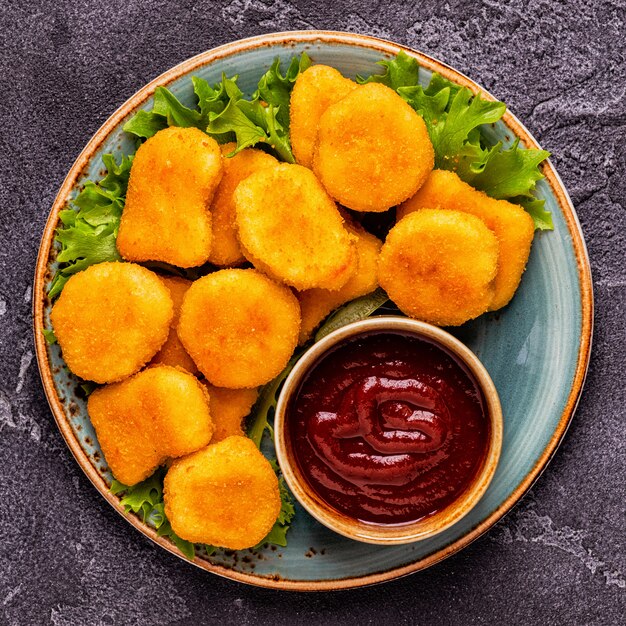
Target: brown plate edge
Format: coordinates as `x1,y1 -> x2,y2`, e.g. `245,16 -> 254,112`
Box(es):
32,30 -> 594,592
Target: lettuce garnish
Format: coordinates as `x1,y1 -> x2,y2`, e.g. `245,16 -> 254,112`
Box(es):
360,51 -> 552,229
123,76 -> 232,140
110,469 -> 196,560
49,154 -> 132,299
357,50 -> 420,89
124,53 -> 311,163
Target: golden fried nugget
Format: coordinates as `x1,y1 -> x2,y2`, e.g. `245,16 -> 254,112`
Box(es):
88,365 -> 213,486
164,436 -> 280,549
203,383 -> 259,443
150,276 -> 198,374
117,127 -> 222,267
297,222 -> 381,343
397,170 -> 535,310
178,269 -> 300,388
313,83 -> 434,212
290,65 -> 356,168
208,143 -> 279,267
235,164 -> 356,290
51,262 -> 173,383
378,209 -> 499,326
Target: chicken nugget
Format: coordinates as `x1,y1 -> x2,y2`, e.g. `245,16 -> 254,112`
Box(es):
51,262 -> 173,383
203,383 -> 259,443
164,436 -> 280,549
117,127 -> 222,267
235,163 -> 356,291
208,143 -> 279,267
88,365 -> 213,486
397,170 -> 535,310
313,83 -> 434,212
378,209 -> 499,326
290,64 -> 356,168
150,276 -> 198,374
178,269 -> 300,388
297,222 -> 382,343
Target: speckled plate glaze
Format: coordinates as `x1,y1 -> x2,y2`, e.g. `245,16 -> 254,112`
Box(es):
33,31 -> 593,591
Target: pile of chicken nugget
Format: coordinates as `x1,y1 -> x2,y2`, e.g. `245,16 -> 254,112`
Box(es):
50,63 -> 535,551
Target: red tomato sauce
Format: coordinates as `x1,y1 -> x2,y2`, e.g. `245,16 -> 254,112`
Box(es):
288,332 -> 490,525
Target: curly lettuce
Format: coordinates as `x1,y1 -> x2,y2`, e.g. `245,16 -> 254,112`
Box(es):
360,51 -> 552,230
49,154 -> 132,299
124,53 -> 311,163
110,469 -> 196,560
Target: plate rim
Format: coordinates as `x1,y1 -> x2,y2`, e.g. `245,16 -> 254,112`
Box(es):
32,30 -> 594,592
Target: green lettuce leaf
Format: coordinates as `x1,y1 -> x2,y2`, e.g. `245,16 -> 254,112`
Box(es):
124,54 -> 310,161
396,67 -> 551,230
255,474 -> 296,548
122,110 -> 168,139
49,154 -> 131,298
255,53 -> 311,128
357,50 -> 420,89
426,87 -> 507,170
513,196 -> 554,231
207,96 -> 294,163
398,83 -> 450,130
124,77 -> 232,140
111,470 -> 195,560
468,139 -> 551,200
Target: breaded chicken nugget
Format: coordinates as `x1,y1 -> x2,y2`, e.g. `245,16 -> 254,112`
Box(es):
203,383 -> 259,443
397,170 -> 535,310
378,209 -> 499,326
297,222 -> 381,343
117,127 -> 222,268
290,65 -> 356,168
88,365 -> 213,486
151,276 -> 198,374
313,83 -> 434,212
164,436 -> 280,549
208,143 -> 278,267
178,269 -> 300,388
51,262 -> 173,383
235,164 -> 356,291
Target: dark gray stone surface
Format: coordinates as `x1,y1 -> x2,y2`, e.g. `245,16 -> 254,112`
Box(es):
1,0 -> 624,623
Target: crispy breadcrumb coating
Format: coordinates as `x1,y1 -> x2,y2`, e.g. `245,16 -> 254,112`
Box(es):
151,275 -> 198,374
313,83 -> 434,212
378,209 -> 499,326
51,262 -> 173,383
117,127 -> 222,267
164,436 -> 281,549
397,170 -> 535,310
297,221 -> 381,343
88,365 -> 213,486
208,143 -> 278,267
203,383 -> 259,443
177,269 -> 300,388
235,163 -> 356,291
290,64 -> 356,168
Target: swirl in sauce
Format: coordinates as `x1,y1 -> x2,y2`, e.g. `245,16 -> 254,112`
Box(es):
289,332 -> 490,525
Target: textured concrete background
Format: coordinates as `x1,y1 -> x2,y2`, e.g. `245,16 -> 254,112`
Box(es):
1,0 -> 625,624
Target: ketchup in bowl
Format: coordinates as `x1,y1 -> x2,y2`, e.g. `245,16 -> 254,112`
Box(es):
288,331 -> 490,526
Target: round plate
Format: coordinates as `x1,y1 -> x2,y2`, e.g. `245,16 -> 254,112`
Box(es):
33,31 -> 593,591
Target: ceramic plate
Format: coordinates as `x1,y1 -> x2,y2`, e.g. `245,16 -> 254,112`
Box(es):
33,31 -> 593,591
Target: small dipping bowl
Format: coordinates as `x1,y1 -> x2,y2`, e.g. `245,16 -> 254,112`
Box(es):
274,316 -> 503,545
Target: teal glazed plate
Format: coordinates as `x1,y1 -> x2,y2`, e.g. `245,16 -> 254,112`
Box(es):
33,31 -> 593,591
